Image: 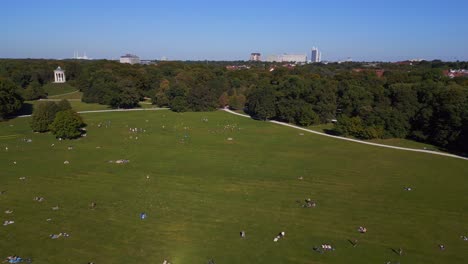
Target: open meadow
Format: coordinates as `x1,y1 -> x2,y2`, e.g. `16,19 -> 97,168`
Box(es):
0,110 -> 467,264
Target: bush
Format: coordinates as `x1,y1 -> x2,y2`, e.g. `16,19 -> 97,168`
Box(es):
170,96 -> 189,112
30,101 -> 59,132
49,110 -> 85,139
334,116 -> 383,139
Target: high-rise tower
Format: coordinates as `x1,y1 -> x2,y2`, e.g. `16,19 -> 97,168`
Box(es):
311,47 -> 321,63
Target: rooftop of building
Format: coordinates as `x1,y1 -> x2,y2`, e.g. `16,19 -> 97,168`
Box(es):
120,54 -> 140,58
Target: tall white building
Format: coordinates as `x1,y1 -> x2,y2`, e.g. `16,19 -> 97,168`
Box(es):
120,54 -> 140,64
54,66 -> 66,83
250,53 -> 261,61
311,47 -> 321,63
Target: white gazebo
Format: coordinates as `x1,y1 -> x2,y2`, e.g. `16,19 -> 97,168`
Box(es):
54,66 -> 66,83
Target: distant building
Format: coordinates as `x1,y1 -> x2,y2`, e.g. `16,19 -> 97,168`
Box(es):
266,54 -> 307,63
443,69 -> 468,78
250,53 -> 261,61
266,55 -> 282,62
281,54 -> 307,63
73,51 -> 91,60
226,65 -> 251,71
120,54 -> 140,64
53,66 -> 66,83
311,47 -> 321,63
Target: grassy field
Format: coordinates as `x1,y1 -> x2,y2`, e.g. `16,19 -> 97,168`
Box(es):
19,101 -> 110,115
0,110 -> 467,264
308,123 -> 442,152
43,83 -> 77,96
47,91 -> 83,100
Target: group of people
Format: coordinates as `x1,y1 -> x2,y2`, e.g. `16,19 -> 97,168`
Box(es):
33,197 -> 44,202
313,244 -> 335,253
49,232 -> 70,239
3,220 -> 14,226
300,198 -> 316,208
4,256 -> 31,263
321,244 -> 334,251
358,226 -> 367,233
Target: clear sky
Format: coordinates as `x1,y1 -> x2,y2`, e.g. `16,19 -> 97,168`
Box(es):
1,0 -> 467,61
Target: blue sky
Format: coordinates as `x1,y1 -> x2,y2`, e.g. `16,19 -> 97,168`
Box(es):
1,0 -> 467,61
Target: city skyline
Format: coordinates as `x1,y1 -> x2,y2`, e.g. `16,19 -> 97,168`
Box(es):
1,0 -> 468,61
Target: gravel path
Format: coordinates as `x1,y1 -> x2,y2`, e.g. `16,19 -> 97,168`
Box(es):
222,108 -> 468,161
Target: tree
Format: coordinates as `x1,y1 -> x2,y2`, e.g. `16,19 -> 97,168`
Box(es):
307,80 -> 337,122
186,85 -> 218,111
57,99 -> 72,111
0,79 -> 23,119
49,110 -> 85,139
109,87 -> 140,109
228,90 -> 246,110
152,79 -> 170,106
30,101 -> 59,132
22,81 -> 46,100
429,84 -> 468,148
295,102 -> 320,126
170,96 -> 189,112
246,86 -> 276,120
218,92 -> 229,108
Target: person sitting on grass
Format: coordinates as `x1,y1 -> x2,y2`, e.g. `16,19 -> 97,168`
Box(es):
358,226 -> 367,233
240,231 -> 246,238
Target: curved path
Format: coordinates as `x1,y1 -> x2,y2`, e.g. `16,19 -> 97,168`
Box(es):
46,90 -> 80,98
222,108 -> 468,161
18,107 -> 169,118
15,106 -> 467,161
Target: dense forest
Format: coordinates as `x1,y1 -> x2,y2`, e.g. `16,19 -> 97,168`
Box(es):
0,59 -> 467,155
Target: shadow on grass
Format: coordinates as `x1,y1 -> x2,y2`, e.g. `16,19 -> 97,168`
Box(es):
15,102 -> 34,116
323,128 -> 340,136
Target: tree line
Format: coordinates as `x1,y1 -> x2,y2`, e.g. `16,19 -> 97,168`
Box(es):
0,59 -> 467,154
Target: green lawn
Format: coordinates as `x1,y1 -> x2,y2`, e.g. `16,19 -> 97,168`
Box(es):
308,123 -> 443,152
21,101 -> 110,114
0,111 -> 467,264
68,101 -> 110,112
48,91 -> 83,100
43,83 -> 77,96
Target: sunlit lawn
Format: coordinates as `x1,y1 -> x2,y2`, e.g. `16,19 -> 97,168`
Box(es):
0,110 -> 466,264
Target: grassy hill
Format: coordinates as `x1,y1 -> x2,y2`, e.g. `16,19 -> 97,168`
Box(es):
47,91 -> 83,100
0,111 -> 467,264
43,83 -> 77,96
